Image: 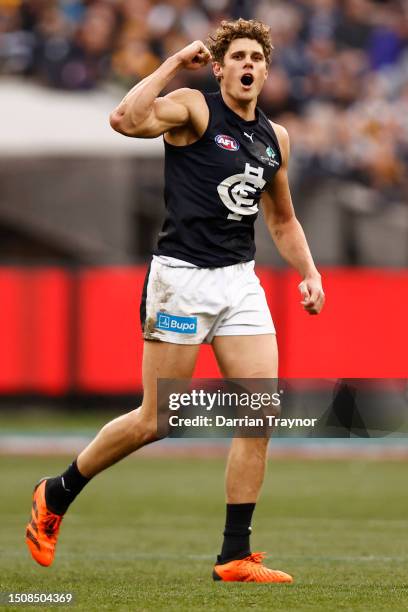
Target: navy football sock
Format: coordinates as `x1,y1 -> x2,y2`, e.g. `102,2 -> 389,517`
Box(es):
45,460 -> 90,515
218,503 -> 256,563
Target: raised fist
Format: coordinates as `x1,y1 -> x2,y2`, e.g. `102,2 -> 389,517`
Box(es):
175,40 -> 212,71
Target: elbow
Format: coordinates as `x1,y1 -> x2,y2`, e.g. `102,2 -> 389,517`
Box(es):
264,211 -> 296,231
109,110 -> 125,133
109,109 -> 135,136
267,215 -> 297,241
109,110 -> 143,137
273,212 -> 297,228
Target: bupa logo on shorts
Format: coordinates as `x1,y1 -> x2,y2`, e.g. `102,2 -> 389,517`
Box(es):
215,134 -> 240,151
156,312 -> 197,334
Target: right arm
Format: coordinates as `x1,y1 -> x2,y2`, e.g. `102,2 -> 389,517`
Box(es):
109,41 -> 211,138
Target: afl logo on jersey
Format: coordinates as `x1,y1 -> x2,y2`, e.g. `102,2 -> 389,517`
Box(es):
215,134 -> 240,151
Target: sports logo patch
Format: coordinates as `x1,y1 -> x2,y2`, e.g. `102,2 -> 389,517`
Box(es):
156,312 -> 197,334
260,145 -> 280,168
217,162 -> 265,221
215,134 -> 240,151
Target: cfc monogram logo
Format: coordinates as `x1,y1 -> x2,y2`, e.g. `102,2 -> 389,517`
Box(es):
217,163 -> 265,221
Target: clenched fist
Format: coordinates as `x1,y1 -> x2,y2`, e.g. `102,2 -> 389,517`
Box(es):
298,275 -> 325,315
175,40 -> 212,71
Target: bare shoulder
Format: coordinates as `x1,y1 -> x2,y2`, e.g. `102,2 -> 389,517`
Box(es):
161,87 -> 208,125
164,87 -> 207,111
163,88 -> 209,143
269,120 -> 290,165
269,120 -> 289,148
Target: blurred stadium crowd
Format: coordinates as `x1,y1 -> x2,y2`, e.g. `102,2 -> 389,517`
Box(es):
1,0 -> 408,265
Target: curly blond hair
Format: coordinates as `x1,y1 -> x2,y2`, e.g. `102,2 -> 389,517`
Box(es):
207,18 -> 273,67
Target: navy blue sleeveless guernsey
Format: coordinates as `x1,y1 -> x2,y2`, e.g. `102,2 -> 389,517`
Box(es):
155,90 -> 282,268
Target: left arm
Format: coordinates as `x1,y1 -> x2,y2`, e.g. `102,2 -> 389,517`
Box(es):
261,123 -> 325,315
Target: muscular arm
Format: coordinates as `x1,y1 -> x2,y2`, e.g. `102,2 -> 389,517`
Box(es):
109,41 -> 210,138
261,124 -> 325,314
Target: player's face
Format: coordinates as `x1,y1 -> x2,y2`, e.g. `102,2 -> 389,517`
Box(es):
213,38 -> 268,102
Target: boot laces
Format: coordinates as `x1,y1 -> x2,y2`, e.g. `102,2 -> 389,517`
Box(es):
42,513 -> 62,538
245,552 -> 266,564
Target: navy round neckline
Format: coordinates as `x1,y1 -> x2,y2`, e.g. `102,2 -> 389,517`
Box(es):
218,91 -> 259,127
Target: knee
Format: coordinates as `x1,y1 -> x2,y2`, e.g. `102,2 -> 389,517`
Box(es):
136,416 -> 158,444
133,406 -> 165,444
234,436 -> 269,458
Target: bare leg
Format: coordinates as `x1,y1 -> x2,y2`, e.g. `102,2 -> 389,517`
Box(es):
77,340 -> 200,478
212,334 -> 278,502
25,339 -> 199,568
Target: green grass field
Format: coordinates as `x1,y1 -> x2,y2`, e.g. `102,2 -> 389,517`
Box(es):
1,456 -> 408,611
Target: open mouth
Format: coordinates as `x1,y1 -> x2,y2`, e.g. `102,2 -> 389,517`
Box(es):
241,74 -> 254,86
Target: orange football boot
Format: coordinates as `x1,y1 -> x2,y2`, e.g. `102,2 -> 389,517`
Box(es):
25,479 -> 63,567
213,552 -> 293,583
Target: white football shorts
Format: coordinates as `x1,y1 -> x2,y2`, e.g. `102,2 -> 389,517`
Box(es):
140,255 -> 275,345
